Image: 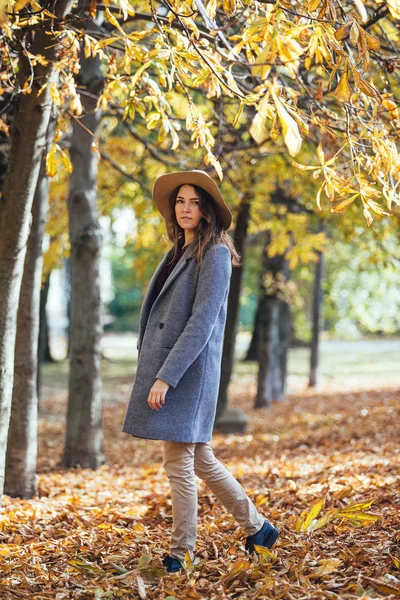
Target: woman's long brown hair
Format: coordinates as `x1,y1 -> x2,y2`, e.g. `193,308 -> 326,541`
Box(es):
163,183 -> 241,267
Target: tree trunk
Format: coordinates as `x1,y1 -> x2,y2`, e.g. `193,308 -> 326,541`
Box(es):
244,298 -> 262,361
39,273 -> 54,363
215,200 -> 251,420
65,257 -> 71,358
0,0 -> 74,504
255,235 -> 291,408
279,290 -> 291,396
37,271 -> 54,400
63,34 -> 106,469
309,222 -> 326,387
5,119 -> 53,498
256,296 -> 281,408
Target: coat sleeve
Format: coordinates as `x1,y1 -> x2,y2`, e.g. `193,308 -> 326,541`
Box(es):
155,244 -> 232,389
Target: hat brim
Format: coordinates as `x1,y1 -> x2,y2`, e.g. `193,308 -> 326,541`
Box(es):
152,170 -> 232,230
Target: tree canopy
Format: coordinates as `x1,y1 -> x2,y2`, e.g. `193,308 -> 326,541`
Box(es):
1,0 -> 399,224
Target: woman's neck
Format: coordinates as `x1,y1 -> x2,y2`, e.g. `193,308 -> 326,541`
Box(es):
182,235 -> 195,248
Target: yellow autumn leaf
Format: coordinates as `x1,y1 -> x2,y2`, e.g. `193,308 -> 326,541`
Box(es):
339,499 -> 375,512
69,559 -> 105,573
69,94 -> 83,116
184,549 -> 192,567
226,558 -> 251,578
249,113 -> 269,144
118,0 -> 136,20
232,100 -> 245,127
333,62 -> 352,103
284,104 -> 309,136
272,91 -> 302,156
334,21 -> 352,41
105,7 -> 126,36
314,558 -> 342,576
335,511 -> 380,526
170,126 -> 180,151
355,75 -> 381,101
382,97 -> 399,119
316,142 -> 325,164
308,0 -> 323,12
137,552 -> 152,571
14,0 -> 31,10
205,150 -> 223,180
316,181 -> 325,210
93,36 -> 125,53
350,20 -> 359,45
331,194 -> 359,212
349,60 -> 382,102
84,35 -> 92,59
310,509 -> 336,531
296,497 -> 325,532
223,0 -> 237,16
49,83 -> 61,106
362,578 -> 400,596
45,144 -> 58,177
251,46 -> 273,80
205,0 -> 217,20
225,68 -> 243,96
386,0 -> 400,20
363,29 -> 380,51
278,35 -> 304,64
354,0 -> 368,22
270,113 -> 279,141
60,148 -> 73,174
253,545 -> 277,560
292,161 -> 320,171
131,61 -> 153,87
391,556 -> 400,570
89,0 -> 96,18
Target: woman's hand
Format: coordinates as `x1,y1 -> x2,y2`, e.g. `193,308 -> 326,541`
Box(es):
147,378 -> 170,410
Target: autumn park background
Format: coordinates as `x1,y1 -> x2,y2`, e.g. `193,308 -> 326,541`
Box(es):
0,0 -> 399,598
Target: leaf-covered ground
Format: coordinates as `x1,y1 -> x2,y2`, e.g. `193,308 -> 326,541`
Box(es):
1,375 -> 399,599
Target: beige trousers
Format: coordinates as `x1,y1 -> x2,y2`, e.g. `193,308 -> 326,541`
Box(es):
162,441 -> 266,561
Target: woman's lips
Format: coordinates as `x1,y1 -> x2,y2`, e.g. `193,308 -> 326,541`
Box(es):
181,217 -> 191,220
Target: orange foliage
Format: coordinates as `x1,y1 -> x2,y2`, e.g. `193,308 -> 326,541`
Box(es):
1,380 -> 399,597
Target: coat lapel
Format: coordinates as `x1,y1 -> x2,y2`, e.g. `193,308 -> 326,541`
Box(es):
139,242 -> 196,337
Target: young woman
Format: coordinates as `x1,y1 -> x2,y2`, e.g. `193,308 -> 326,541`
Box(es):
122,170 -> 280,573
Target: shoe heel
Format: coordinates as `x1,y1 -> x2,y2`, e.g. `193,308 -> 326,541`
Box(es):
264,526 -> 280,549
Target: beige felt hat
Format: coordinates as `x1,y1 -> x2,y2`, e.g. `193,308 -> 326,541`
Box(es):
152,169 -> 232,230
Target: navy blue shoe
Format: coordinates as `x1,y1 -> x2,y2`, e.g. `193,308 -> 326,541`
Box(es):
245,520 -> 280,554
162,555 -> 183,573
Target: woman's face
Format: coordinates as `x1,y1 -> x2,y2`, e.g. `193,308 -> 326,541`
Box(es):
174,185 -> 203,233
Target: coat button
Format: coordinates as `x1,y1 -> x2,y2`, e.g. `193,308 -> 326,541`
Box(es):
159,322 -> 164,329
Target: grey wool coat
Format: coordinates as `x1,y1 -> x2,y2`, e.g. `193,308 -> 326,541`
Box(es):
122,241 -> 232,443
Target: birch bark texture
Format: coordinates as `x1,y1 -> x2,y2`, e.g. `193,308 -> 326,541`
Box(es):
0,0 -> 74,504
64,33 -> 106,468
5,120 -> 53,498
